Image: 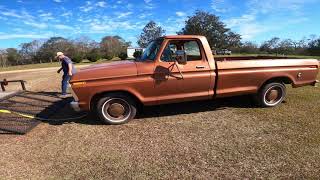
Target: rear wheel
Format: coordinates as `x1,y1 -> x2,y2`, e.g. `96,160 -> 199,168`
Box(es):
96,93 -> 137,125
257,82 -> 286,107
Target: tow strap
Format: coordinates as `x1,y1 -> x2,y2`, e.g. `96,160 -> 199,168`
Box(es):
0,108 -> 87,122
0,109 -> 35,119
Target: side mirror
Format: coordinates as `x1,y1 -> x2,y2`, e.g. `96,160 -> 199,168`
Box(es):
133,51 -> 142,60
175,50 -> 187,65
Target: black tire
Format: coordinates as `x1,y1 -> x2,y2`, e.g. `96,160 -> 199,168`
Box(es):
256,82 -> 286,107
96,93 -> 137,125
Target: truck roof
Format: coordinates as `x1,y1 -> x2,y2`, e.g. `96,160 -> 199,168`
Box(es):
163,35 -> 206,39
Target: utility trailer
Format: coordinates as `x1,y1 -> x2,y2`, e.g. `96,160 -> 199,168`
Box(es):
0,79 -> 82,135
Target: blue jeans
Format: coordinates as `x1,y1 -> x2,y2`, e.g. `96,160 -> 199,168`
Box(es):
61,74 -> 71,95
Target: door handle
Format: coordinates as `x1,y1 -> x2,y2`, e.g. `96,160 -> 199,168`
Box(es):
196,65 -> 205,69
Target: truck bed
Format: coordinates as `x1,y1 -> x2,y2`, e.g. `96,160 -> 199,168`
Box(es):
214,58 -> 319,97
215,56 -> 297,61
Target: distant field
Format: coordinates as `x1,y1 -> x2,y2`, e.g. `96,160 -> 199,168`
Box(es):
0,58 -> 120,72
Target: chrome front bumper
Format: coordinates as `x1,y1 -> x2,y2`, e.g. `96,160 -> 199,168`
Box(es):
70,101 -> 81,112
69,84 -> 81,112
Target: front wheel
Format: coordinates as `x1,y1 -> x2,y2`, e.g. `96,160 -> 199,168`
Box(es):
96,93 -> 137,125
256,82 -> 286,107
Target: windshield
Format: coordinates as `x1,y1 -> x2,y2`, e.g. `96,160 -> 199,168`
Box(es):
140,38 -> 163,61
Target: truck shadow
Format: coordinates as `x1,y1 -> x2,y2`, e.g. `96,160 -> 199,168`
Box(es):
136,95 -> 259,119
0,91 -> 265,134
39,93 -> 262,125
77,95 -> 261,125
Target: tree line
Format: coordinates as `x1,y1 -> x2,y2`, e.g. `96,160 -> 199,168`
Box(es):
137,11 -> 320,57
1,10 -> 320,68
233,36 -> 320,56
0,35 -> 130,67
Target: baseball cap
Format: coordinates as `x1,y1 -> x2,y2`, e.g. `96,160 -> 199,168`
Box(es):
56,52 -> 64,58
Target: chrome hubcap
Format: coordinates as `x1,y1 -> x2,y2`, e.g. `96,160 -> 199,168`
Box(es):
108,103 -> 125,118
102,98 -> 131,122
266,89 -> 279,103
264,86 -> 283,106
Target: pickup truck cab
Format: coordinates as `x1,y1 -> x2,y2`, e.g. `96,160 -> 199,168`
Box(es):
70,35 -> 319,125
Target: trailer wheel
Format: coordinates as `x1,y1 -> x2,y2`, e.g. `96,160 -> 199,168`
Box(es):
96,93 -> 137,125
257,82 -> 286,107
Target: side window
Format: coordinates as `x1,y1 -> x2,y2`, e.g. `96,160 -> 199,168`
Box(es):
161,40 -> 202,62
161,44 -> 177,62
184,41 -> 202,61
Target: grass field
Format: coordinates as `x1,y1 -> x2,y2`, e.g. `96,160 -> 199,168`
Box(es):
0,66 -> 319,178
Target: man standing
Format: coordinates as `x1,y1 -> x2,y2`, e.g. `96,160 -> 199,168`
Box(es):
56,52 -> 76,98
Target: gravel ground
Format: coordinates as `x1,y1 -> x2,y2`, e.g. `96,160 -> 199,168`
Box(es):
0,68 -> 319,179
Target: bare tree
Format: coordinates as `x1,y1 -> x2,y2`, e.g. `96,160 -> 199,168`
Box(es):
138,21 -> 165,48
0,50 -> 8,68
100,36 -> 130,59
19,40 -> 43,64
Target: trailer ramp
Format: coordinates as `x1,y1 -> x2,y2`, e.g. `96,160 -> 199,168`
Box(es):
0,91 -> 72,135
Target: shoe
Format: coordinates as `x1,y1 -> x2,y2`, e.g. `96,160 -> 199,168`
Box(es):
58,94 -> 71,98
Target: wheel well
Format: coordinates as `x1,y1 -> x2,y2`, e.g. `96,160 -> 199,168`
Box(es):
90,91 -> 142,111
260,77 -> 293,89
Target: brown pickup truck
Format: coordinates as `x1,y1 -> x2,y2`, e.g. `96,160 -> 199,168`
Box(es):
70,35 -> 319,125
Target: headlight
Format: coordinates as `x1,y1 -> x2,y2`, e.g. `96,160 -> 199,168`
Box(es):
69,84 -> 79,101
72,81 -> 86,86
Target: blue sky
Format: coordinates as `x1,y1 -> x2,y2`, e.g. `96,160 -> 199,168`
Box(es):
0,0 -> 319,48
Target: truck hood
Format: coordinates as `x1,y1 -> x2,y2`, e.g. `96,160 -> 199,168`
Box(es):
70,60 -> 137,82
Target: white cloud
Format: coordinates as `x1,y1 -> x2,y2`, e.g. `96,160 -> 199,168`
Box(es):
54,24 -> 73,30
138,13 -> 152,19
90,20 -> 140,33
96,1 -> 107,7
247,0 -> 318,14
0,8 -> 34,20
211,0 -> 230,13
224,13 -> 269,40
222,0 -> 318,41
80,6 -> 94,12
239,23 -> 268,40
143,0 -> 155,9
176,12 -> 186,17
144,0 -> 152,4
80,1 -> 107,12
0,10 -> 24,18
24,21 -> 48,29
61,12 -> 72,17
118,12 -> 133,18
225,14 -> 256,28
39,12 -> 54,21
0,33 -> 50,40
164,15 -> 188,35
39,13 -> 51,17
80,1 -> 94,12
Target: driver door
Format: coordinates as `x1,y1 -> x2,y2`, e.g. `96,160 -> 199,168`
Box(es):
154,39 -> 211,104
